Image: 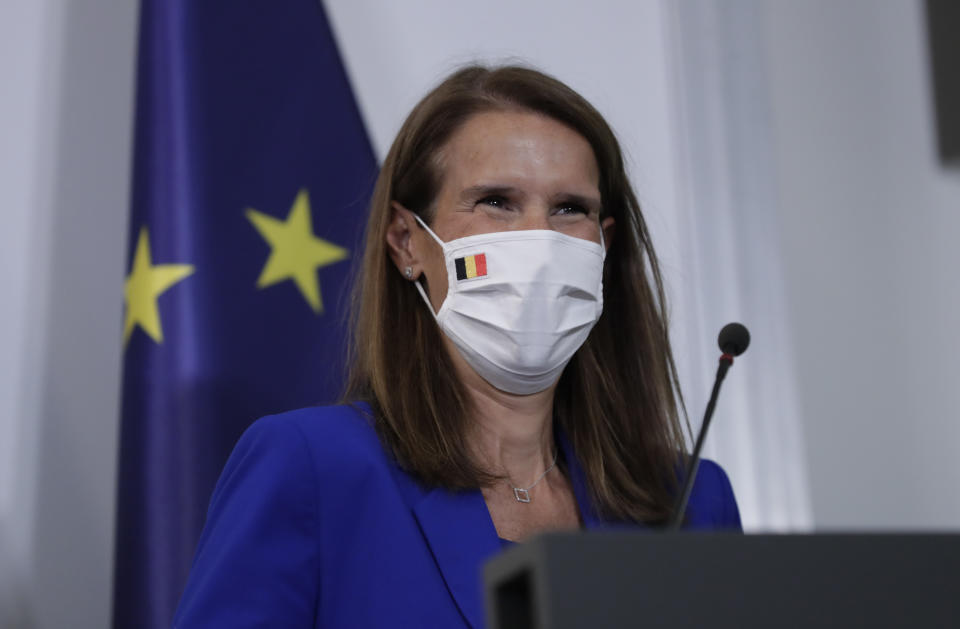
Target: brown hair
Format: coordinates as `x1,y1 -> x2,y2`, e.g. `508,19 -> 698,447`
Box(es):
344,65 -> 687,524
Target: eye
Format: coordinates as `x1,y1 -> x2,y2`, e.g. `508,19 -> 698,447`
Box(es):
477,195 -> 510,209
556,202 -> 589,216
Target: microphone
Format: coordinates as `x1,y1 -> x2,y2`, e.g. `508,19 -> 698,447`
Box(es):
667,323 -> 750,529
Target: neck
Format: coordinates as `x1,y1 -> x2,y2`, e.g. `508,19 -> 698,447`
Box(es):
461,366 -> 558,487
438,332 -> 558,485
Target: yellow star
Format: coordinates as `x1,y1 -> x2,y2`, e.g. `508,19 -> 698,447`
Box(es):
246,189 -> 348,313
123,227 -> 195,346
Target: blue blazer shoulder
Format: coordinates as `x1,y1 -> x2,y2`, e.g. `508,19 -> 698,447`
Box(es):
174,404 -> 741,628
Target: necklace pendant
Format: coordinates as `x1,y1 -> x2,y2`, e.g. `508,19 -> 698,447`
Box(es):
513,488 -> 531,503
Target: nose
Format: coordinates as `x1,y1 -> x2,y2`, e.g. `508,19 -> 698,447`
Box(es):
516,204 -> 552,231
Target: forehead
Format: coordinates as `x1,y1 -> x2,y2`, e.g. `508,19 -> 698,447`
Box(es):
436,110 -> 600,190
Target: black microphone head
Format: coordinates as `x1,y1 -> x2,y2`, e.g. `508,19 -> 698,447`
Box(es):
718,322 -> 750,356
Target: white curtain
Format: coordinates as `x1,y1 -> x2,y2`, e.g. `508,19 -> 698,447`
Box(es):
663,0 -> 812,531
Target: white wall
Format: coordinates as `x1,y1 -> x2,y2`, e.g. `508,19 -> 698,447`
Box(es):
762,0 -> 960,528
0,0 -> 136,627
0,5 -> 51,625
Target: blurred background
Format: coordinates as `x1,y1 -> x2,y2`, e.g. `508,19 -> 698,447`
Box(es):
1,0 -> 958,627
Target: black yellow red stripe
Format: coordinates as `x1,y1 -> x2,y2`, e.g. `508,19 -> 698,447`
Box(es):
455,253 -> 487,280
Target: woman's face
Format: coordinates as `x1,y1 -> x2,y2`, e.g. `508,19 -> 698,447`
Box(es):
393,110 -> 615,312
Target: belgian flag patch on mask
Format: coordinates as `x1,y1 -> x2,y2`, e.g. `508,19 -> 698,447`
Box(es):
455,253 -> 487,281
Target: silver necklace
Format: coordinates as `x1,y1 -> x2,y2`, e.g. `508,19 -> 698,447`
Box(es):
509,451 -> 558,503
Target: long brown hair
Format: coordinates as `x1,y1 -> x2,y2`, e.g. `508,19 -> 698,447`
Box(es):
344,65 -> 687,524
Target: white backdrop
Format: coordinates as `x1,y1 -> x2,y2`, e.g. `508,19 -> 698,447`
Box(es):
664,0 -> 812,529
761,0 -> 960,528
3,0 -> 959,627
0,1 -> 135,627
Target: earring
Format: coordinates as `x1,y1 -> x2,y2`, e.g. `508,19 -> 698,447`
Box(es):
404,266 -> 413,279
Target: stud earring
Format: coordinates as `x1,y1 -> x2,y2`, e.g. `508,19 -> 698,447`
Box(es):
404,266 -> 413,279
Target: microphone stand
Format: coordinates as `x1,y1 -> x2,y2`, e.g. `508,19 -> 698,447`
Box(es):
667,353 -> 734,530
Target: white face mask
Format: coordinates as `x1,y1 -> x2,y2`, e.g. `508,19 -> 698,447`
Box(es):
413,215 -> 606,395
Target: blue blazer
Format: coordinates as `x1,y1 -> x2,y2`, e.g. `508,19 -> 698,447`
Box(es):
174,404 -> 741,628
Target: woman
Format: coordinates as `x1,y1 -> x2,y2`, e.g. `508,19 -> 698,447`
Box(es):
174,65 -> 740,628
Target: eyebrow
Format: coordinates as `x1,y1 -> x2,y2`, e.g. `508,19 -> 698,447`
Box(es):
556,192 -> 602,210
459,185 -> 520,202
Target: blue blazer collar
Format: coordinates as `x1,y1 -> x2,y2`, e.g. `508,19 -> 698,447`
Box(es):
409,424 -> 605,628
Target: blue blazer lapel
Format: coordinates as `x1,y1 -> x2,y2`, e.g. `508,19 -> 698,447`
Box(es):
412,487 -> 499,629
408,425 -> 636,629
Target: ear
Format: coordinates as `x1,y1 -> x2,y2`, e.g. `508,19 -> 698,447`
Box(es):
600,216 -> 615,253
386,201 -> 422,279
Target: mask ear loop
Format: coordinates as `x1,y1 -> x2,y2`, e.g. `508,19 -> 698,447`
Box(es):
410,214 -> 446,320
412,213 -> 446,247
413,279 -> 439,321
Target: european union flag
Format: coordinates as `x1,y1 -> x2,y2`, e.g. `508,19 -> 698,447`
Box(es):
112,2 -> 377,627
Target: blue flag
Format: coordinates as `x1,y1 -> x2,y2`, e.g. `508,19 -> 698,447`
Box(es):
113,2 -> 377,626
